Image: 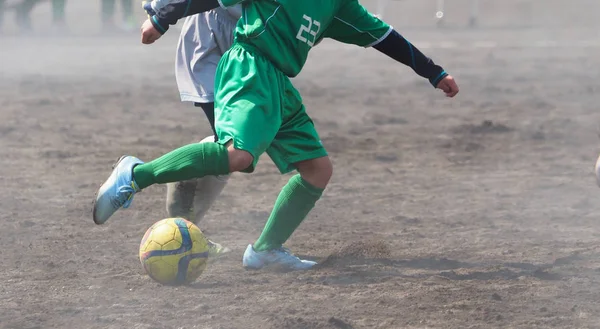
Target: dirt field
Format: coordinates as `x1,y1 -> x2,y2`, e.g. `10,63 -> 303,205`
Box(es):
2,1 -> 600,328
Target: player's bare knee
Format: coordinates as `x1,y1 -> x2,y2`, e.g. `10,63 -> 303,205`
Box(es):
296,156 -> 333,189
227,146 -> 253,172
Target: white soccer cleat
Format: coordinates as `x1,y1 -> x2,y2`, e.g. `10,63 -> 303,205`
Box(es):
93,155 -> 143,225
242,244 -> 317,270
595,154 -> 600,187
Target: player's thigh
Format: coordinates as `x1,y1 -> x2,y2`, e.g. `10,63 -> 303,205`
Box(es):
267,106 -> 328,174
267,94 -> 327,174
214,45 -> 284,172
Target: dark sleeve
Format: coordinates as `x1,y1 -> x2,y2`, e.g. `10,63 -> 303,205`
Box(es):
150,0 -> 220,34
373,29 -> 448,87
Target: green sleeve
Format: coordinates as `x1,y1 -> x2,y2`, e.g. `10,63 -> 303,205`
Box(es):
323,0 -> 392,47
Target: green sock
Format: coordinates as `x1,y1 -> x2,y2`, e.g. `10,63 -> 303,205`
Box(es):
101,0 -> 115,23
51,0 -> 66,24
121,0 -> 133,20
133,143 -> 229,190
253,174 -> 324,252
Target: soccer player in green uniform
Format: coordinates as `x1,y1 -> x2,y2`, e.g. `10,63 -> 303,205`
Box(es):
93,0 -> 459,270
0,0 -> 66,32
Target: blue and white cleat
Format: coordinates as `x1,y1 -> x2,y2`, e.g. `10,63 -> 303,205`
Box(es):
93,155 -> 143,225
242,244 -> 317,270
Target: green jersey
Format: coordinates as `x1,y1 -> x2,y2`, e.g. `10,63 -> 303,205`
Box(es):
219,0 -> 392,77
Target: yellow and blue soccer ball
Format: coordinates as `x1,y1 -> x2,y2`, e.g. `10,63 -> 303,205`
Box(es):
139,218 -> 210,285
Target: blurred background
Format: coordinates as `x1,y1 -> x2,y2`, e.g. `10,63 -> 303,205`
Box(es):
1,0 -> 599,33
2,1 -> 600,328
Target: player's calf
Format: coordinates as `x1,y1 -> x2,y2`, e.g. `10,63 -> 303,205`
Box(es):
248,156 -> 330,269
166,175 -> 229,221
164,136 -> 231,258
166,136 -> 230,223
166,179 -> 197,220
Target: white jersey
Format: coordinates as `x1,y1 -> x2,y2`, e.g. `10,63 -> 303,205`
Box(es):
175,6 -> 242,103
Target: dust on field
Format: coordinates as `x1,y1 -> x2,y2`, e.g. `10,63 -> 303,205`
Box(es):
319,240 -> 391,267
3,0 -> 600,328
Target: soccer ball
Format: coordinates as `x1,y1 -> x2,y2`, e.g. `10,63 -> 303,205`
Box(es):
139,218 -> 210,285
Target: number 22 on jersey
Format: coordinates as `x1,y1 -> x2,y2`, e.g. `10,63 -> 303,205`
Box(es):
296,15 -> 321,47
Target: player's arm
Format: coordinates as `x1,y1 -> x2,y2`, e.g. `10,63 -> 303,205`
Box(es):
373,33 -> 458,97
372,30 -> 448,88
148,0 -> 220,34
324,0 -> 458,96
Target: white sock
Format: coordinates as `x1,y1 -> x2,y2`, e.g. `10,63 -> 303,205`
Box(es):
165,136 -> 229,223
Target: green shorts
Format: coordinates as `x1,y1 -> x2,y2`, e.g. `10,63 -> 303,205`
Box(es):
213,42 -> 327,174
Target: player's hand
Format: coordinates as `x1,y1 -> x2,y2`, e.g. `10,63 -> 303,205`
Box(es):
141,18 -> 162,44
436,75 -> 459,98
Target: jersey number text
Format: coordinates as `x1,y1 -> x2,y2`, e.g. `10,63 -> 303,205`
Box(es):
296,15 -> 321,47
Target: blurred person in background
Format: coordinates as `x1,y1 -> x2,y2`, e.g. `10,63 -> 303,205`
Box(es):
101,0 -> 135,31
0,0 -> 66,33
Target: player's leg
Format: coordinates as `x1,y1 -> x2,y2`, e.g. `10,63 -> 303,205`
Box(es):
0,0 -> 5,31
120,0 -> 134,30
93,45 -> 281,225
165,133 -> 229,224
468,0 -> 479,27
242,158 -> 330,271
165,12 -> 233,229
51,0 -> 66,28
165,102 -> 220,221
165,11 -> 238,256
166,13 -> 222,224
15,0 -> 37,31
100,0 -> 115,29
251,155 -> 331,251
165,134 -> 231,257
197,102 -> 217,138
243,80 -> 330,270
92,131 -> 241,225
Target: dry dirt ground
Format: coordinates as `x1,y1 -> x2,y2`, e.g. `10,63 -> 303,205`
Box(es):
2,1 -> 600,328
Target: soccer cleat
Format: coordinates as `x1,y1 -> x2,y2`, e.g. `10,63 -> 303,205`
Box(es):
207,240 -> 231,258
242,244 -> 317,270
93,156 -> 143,225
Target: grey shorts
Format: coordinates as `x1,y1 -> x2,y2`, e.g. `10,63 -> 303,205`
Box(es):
175,6 -> 241,103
